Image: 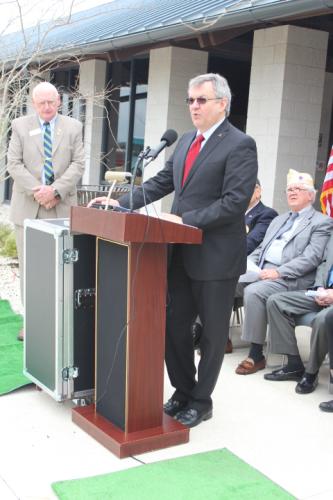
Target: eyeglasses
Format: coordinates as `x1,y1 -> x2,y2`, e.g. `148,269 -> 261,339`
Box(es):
35,100 -> 58,107
286,187 -> 309,194
185,97 -> 223,106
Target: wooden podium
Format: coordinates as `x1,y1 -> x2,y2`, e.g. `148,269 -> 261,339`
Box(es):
70,206 -> 202,458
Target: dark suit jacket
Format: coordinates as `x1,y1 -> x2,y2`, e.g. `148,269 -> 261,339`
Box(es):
120,119 -> 258,280
245,201 -> 278,255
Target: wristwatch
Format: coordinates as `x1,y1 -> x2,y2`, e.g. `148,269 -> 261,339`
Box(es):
53,189 -> 61,200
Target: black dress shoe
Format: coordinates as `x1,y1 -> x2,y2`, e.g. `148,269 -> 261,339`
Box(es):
17,329 -> 24,341
319,400 -> 333,412
264,367 -> 304,381
163,398 -> 188,417
192,322 -> 202,349
175,407 -> 212,428
295,375 -> 318,394
225,338 -> 233,354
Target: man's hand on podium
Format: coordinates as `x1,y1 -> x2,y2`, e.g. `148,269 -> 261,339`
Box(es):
87,197 -> 120,208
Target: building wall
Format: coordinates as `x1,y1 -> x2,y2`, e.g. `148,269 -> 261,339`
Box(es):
79,59 -> 107,185
315,72 -> 333,209
144,46 -> 208,212
247,25 -> 329,213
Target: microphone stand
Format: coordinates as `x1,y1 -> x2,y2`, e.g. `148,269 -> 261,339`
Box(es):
104,180 -> 117,211
129,146 -> 151,212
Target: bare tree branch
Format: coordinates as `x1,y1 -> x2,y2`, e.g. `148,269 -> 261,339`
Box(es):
0,1 -> 128,186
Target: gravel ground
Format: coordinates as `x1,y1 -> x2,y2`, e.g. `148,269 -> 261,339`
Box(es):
0,203 -> 23,315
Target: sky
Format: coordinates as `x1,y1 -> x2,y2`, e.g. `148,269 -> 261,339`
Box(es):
0,0 -> 110,34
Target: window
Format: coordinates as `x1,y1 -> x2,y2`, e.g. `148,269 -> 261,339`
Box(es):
102,57 -> 149,179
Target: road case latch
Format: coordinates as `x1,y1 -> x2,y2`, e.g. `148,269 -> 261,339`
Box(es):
74,288 -> 96,309
63,248 -> 79,264
62,366 -> 79,381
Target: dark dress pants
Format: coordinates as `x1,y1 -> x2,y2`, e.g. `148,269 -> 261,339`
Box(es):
165,246 -> 238,411
325,307 -> 333,370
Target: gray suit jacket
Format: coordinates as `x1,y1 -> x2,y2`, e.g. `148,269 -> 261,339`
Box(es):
120,119 -> 258,280
249,207 -> 333,290
313,233 -> 333,288
7,113 -> 85,226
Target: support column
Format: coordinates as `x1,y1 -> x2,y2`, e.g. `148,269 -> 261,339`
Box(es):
79,59 -> 107,185
0,88 -> 9,201
144,46 -> 208,212
246,25 -> 329,212
315,72 -> 333,209
26,70 -> 51,114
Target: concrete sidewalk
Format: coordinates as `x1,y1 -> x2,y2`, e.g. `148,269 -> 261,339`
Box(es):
1,329 -> 333,500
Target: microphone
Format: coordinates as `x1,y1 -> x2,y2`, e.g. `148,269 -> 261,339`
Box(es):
145,129 -> 178,160
129,129 -> 178,212
105,171 -> 132,183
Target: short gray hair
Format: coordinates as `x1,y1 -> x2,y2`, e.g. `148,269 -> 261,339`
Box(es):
305,186 -> 317,204
188,73 -> 232,116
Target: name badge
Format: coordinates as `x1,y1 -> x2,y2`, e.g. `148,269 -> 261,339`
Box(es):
29,128 -> 41,137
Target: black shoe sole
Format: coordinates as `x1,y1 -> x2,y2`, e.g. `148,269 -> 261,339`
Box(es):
176,409 -> 213,428
319,403 -> 333,412
295,380 -> 318,394
188,410 -> 213,428
163,402 -> 187,417
264,371 -> 304,382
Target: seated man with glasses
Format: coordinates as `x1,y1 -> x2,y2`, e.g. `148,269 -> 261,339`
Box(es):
235,169 -> 333,375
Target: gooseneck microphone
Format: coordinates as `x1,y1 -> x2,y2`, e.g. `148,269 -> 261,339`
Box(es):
129,129 -> 178,212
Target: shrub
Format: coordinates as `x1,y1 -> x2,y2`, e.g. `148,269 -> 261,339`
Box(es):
0,223 -> 17,258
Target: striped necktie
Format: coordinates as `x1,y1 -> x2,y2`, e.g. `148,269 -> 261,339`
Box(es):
43,122 -> 54,185
273,212 -> 299,240
258,212 -> 299,268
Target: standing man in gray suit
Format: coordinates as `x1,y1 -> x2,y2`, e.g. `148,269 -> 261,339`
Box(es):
235,170 -> 333,375
264,233 -> 333,393
7,81 -> 85,339
89,73 -> 258,427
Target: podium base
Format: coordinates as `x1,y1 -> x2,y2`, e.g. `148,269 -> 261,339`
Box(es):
72,404 -> 190,458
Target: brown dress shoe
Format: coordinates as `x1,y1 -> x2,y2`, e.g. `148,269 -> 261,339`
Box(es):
235,357 -> 265,375
225,338 -> 233,354
17,329 -> 24,341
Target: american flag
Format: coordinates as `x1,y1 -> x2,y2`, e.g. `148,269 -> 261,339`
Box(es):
320,145 -> 333,217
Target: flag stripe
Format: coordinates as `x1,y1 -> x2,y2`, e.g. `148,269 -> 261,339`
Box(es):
320,145 -> 333,216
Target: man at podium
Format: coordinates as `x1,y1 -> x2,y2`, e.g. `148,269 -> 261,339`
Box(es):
90,73 -> 258,428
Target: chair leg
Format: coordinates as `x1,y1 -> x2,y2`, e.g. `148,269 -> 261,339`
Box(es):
265,328 -> 285,369
230,306 -> 243,327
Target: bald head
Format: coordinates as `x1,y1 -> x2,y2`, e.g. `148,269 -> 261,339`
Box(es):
32,82 -> 60,122
32,82 -> 58,100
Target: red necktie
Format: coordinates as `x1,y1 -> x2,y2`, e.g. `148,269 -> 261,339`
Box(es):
182,134 -> 204,186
